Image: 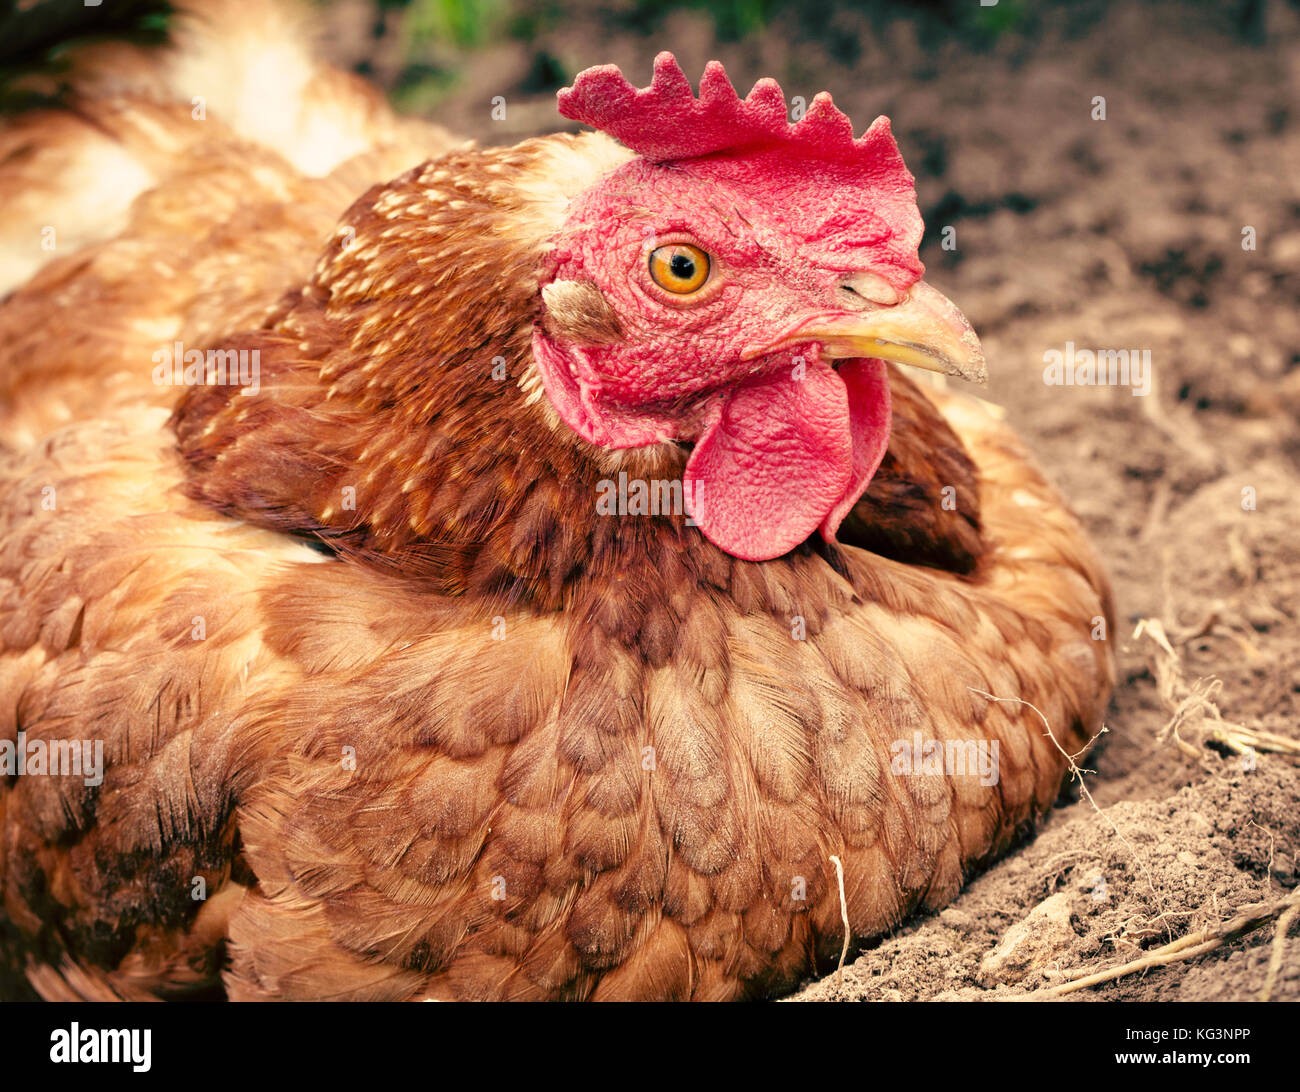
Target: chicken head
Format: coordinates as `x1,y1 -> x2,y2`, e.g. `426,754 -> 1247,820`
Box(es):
533,53 -> 987,561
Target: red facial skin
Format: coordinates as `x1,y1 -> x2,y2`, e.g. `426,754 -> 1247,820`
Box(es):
534,56 -> 927,561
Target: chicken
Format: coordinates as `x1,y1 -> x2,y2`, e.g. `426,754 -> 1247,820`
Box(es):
0,4 -> 1114,1001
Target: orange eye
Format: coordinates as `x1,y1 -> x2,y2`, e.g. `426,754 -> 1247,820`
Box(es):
648,244 -> 711,294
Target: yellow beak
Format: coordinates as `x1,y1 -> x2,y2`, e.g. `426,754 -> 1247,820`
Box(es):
782,281 -> 988,384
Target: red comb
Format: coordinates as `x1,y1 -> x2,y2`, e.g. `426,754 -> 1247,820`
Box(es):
557,53 -> 923,279
559,51 -> 897,170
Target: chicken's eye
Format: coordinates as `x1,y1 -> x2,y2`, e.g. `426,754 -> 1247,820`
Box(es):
648,244 -> 710,294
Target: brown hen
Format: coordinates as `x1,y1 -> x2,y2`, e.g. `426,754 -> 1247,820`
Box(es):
0,1 -> 1113,1001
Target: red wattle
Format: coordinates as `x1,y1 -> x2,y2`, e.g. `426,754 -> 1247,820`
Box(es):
683,357 -> 889,560
820,357 -> 891,541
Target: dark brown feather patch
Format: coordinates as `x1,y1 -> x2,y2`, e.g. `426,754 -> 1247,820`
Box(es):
541,279 -> 623,346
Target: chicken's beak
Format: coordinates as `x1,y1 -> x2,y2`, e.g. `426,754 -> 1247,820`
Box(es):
786,281 -> 988,384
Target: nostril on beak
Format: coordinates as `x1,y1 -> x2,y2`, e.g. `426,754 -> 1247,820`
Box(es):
838,272 -> 901,309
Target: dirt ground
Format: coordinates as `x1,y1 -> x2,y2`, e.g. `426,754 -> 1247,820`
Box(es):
330,0 -> 1300,1001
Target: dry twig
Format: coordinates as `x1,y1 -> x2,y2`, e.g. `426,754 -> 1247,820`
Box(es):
1134,617 -> 1300,760
1259,888 -> 1300,1002
1020,889 -> 1300,1001
828,854 -> 850,989
968,687 -> 1162,912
